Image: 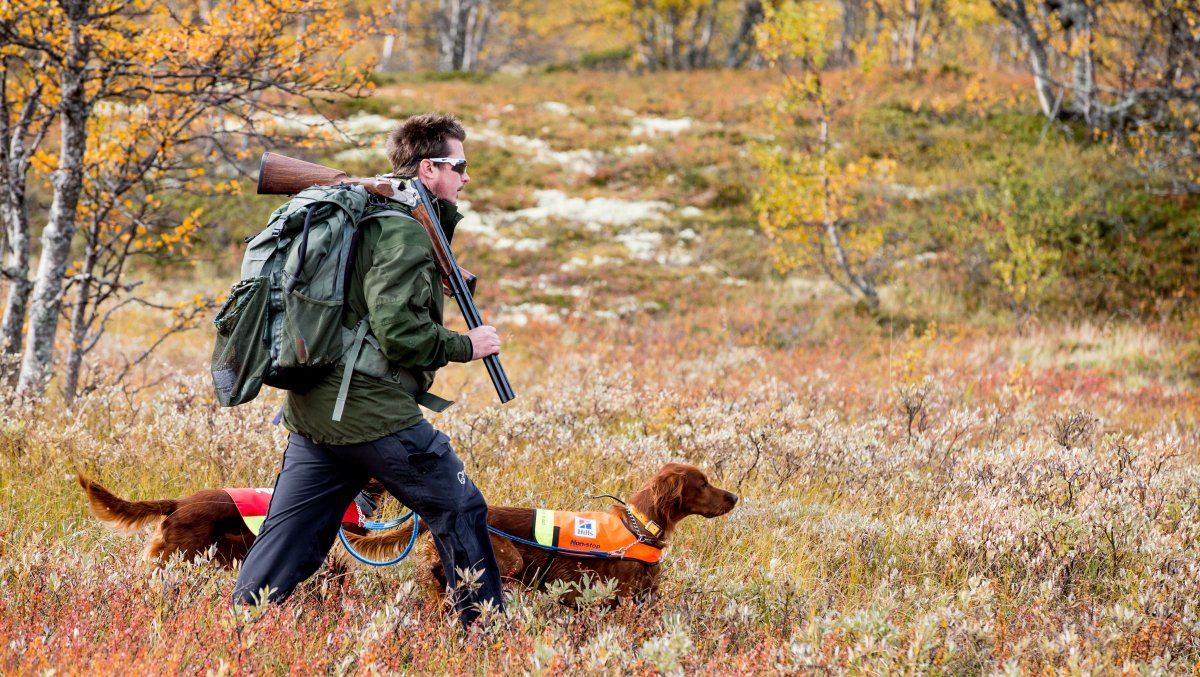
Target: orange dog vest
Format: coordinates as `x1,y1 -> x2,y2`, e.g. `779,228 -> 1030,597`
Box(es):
533,509 -> 662,563
224,488 -> 360,536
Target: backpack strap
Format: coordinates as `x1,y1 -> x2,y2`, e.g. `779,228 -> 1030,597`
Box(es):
414,391 -> 453,413
333,319 -> 371,422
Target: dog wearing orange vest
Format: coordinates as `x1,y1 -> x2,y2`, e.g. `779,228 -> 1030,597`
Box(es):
344,463 -> 738,604
77,473 -> 384,569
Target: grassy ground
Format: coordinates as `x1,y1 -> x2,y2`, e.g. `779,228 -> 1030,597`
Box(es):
2,69 -> 1198,674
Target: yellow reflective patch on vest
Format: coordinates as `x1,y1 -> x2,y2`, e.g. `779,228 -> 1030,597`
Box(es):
243,515 -> 266,536
534,509 -> 555,547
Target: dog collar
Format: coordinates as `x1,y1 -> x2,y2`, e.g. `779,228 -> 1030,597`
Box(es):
626,504 -> 662,539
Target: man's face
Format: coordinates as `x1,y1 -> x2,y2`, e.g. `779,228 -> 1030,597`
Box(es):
419,138 -> 470,204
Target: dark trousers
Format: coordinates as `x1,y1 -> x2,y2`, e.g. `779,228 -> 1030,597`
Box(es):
232,420 -> 503,625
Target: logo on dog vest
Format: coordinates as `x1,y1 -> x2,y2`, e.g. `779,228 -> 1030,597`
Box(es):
574,516 -> 596,538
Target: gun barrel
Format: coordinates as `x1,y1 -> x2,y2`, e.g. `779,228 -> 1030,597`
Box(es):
411,181 -> 515,404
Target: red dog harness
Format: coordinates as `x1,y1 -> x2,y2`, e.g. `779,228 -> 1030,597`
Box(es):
224,488 -> 360,536
533,509 -> 663,563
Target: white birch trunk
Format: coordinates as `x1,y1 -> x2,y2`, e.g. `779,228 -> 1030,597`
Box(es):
1024,27 -> 1059,119
817,100 -> 879,310
437,0 -> 453,70
0,191 -> 31,356
462,0 -> 478,71
0,61 -> 49,357
990,1 -> 1061,120
379,0 -> 410,71
380,34 -> 396,70
1066,1 -> 1094,123
462,0 -> 491,72
437,0 -> 465,71
696,0 -> 720,68
62,259 -> 93,402
725,0 -> 763,68
632,0 -> 659,72
665,7 -> 680,71
17,11 -> 91,397
1,123 -> 33,355
902,0 -> 920,70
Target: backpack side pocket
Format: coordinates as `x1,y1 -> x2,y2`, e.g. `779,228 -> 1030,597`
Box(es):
211,277 -> 272,406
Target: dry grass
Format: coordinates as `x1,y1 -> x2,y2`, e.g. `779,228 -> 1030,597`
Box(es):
2,68 -> 1198,674
3,282 -> 1197,673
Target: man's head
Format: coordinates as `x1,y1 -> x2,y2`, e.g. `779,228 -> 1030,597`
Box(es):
386,114 -> 470,204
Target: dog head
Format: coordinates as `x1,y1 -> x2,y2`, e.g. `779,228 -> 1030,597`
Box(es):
648,463 -> 738,523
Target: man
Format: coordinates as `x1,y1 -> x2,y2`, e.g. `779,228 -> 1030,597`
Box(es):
233,114 -> 504,626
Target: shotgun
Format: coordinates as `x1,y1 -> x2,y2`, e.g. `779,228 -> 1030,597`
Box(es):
257,152 -> 477,297
256,151 -> 515,404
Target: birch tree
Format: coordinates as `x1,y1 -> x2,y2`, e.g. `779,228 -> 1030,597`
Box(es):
0,0 -> 372,400
376,0 -> 411,71
434,0 -> 495,70
989,0 -> 1200,192
629,0 -> 729,70
754,0 -> 895,311
4,0 -> 93,398
0,49 -> 55,368
871,0 -> 948,70
726,0 -> 765,66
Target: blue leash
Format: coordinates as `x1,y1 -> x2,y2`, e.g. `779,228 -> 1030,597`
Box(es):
339,512 -> 659,567
485,524 -> 657,562
338,511 -> 421,566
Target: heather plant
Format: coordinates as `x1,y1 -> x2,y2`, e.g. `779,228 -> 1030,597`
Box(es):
3,290 -> 1198,671
3,67 -> 1200,673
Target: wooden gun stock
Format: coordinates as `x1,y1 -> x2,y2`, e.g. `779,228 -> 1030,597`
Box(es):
256,152 -> 476,297
257,152 -> 350,195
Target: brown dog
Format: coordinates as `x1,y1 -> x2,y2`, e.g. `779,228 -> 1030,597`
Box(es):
77,473 -> 384,569
345,463 -> 737,604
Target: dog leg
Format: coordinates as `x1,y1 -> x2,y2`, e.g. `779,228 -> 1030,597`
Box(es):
143,520 -> 170,568
489,535 -> 524,580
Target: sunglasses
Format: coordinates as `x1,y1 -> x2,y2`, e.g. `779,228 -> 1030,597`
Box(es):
427,157 -> 468,175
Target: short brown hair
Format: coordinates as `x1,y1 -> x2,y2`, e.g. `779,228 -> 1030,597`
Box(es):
386,114 -> 467,176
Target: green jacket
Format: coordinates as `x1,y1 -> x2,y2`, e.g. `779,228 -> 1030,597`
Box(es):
282,198 -> 472,445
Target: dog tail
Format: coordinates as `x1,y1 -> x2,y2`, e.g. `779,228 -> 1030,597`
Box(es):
340,521 -> 420,561
77,472 -> 177,532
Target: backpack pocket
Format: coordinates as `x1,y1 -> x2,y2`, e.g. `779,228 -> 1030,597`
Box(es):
278,288 -> 343,368
211,277 -> 272,406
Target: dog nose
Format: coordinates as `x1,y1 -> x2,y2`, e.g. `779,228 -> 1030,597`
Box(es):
726,492 -> 738,505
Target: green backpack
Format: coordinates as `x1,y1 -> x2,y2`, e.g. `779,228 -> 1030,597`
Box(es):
210,184 -> 407,417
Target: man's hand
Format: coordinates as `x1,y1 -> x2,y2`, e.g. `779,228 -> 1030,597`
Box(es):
466,325 -> 500,360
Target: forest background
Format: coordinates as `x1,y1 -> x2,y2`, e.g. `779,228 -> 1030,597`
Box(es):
1,0 -> 1199,673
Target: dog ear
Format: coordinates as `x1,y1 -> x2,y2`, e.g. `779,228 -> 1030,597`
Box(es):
651,467 -> 686,517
